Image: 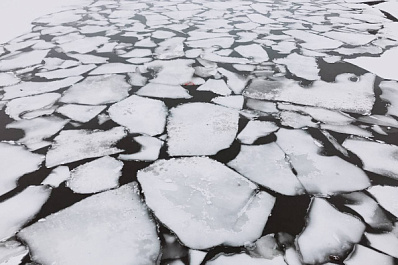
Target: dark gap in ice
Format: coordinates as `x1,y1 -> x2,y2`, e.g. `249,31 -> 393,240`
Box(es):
380,10 -> 398,22
200,246 -> 245,265
118,161 -> 151,186
318,60 -> 368,83
0,112 -> 24,141
210,140 -> 241,164
262,194 -> 311,237
367,171 -> 398,187
371,76 -> 389,115
252,133 -> 277,145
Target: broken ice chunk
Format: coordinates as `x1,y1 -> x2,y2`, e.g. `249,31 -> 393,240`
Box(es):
277,129 -> 370,196
0,73 -> 20,87
154,37 -> 185,59
45,127 -> 127,168
136,83 -> 192,99
167,103 -> 239,156
67,156 -> 123,194
197,79 -> 232,96
343,139 -> 398,180
207,253 -> 287,265
234,44 -> 269,63
186,37 -> 234,49
284,30 -> 343,50
297,198 -> 365,264
323,31 -> 376,46
211,95 -> 244,110
345,245 -> 394,265
244,73 -> 376,114
246,99 -> 278,113
228,143 -> 305,196
0,50 -> 49,71
119,48 -> 152,58
36,64 -> 96,79
345,47 -> 398,81
118,136 -> 163,161
340,192 -> 392,230
368,186 -> 398,218
56,104 -> 106,123
274,53 -> 319,81
3,76 -> 83,100
237,121 -> 278,144
6,117 -> 69,151
0,240 -> 28,265
6,93 -> 61,120
0,186 -> 51,241
321,124 -> 372,137
66,53 -> 108,64
128,72 -> 147,86
18,183 -> 160,265
218,68 -> 249,94
145,59 -> 195,85
138,157 -> 275,249
280,111 -> 318,129
41,166 -> 70,188
108,95 -> 167,136
60,75 -> 130,105
58,36 -> 109,53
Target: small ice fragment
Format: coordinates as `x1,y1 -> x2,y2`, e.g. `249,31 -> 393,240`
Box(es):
41,166 -> 70,188
246,99 -> 278,113
36,64 -> 96,80
218,68 -> 248,94
167,103 -> 239,156
280,111 -> 318,129
237,121 -> 278,144
197,79 -> 232,96
60,75 -> 130,105
59,36 -> 109,53
57,104 -> 106,123
18,183 -> 161,265
67,156 -> 123,194
145,59 -> 195,85
211,95 -> 244,110
108,95 -> 167,136
127,72 -> 147,86
234,44 -> 269,63
0,240 -> 28,265
138,157 -> 275,249
0,186 -> 51,241
89,63 -> 137,75
66,53 -> 108,64
45,127 -> 127,168
118,136 -> 163,161
297,198 -> 365,264
228,143 -> 305,196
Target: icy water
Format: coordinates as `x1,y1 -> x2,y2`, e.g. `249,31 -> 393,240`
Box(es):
1,0 -> 398,264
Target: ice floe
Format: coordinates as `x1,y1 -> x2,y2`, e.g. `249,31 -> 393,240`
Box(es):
343,139 -> 398,180
0,73 -> 20,87
228,143 -> 305,196
274,53 -> 319,81
211,95 -> 244,110
60,75 -> 130,105
136,83 -> 192,99
0,50 -> 49,71
6,93 -> 60,120
368,185 -> 398,218
167,103 -> 239,156
0,186 -> 51,241
66,156 -> 123,194
45,127 -> 127,168
234,44 -> 269,63
18,183 -> 161,265
118,136 -> 163,161
345,245 -> 394,265
196,79 -> 231,96
36,64 -> 96,79
138,157 -> 275,249
276,129 -> 370,196
56,104 -> 106,123
237,121 -> 279,144
297,198 -> 365,264
108,95 -> 167,136
41,166 -> 70,188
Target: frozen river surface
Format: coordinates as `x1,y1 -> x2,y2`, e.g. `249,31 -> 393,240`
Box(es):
0,0 -> 398,264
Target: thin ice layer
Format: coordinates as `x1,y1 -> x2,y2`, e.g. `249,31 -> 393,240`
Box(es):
297,198 -> 365,264
60,75 -> 130,105
0,143 -> 44,196
0,186 -> 51,241
67,156 -> 123,194
45,127 -> 127,168
167,103 -> 239,156
108,95 -> 167,136
18,183 -> 161,265
138,157 -> 275,249
228,143 -> 305,196
343,139 -> 398,180
244,73 -> 376,114
276,129 -> 370,196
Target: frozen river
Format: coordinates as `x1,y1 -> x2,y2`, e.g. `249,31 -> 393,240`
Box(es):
0,0 -> 398,264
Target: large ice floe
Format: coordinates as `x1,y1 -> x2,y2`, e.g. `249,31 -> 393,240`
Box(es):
18,183 -> 161,265
138,157 -> 275,249
1,0 -> 398,263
